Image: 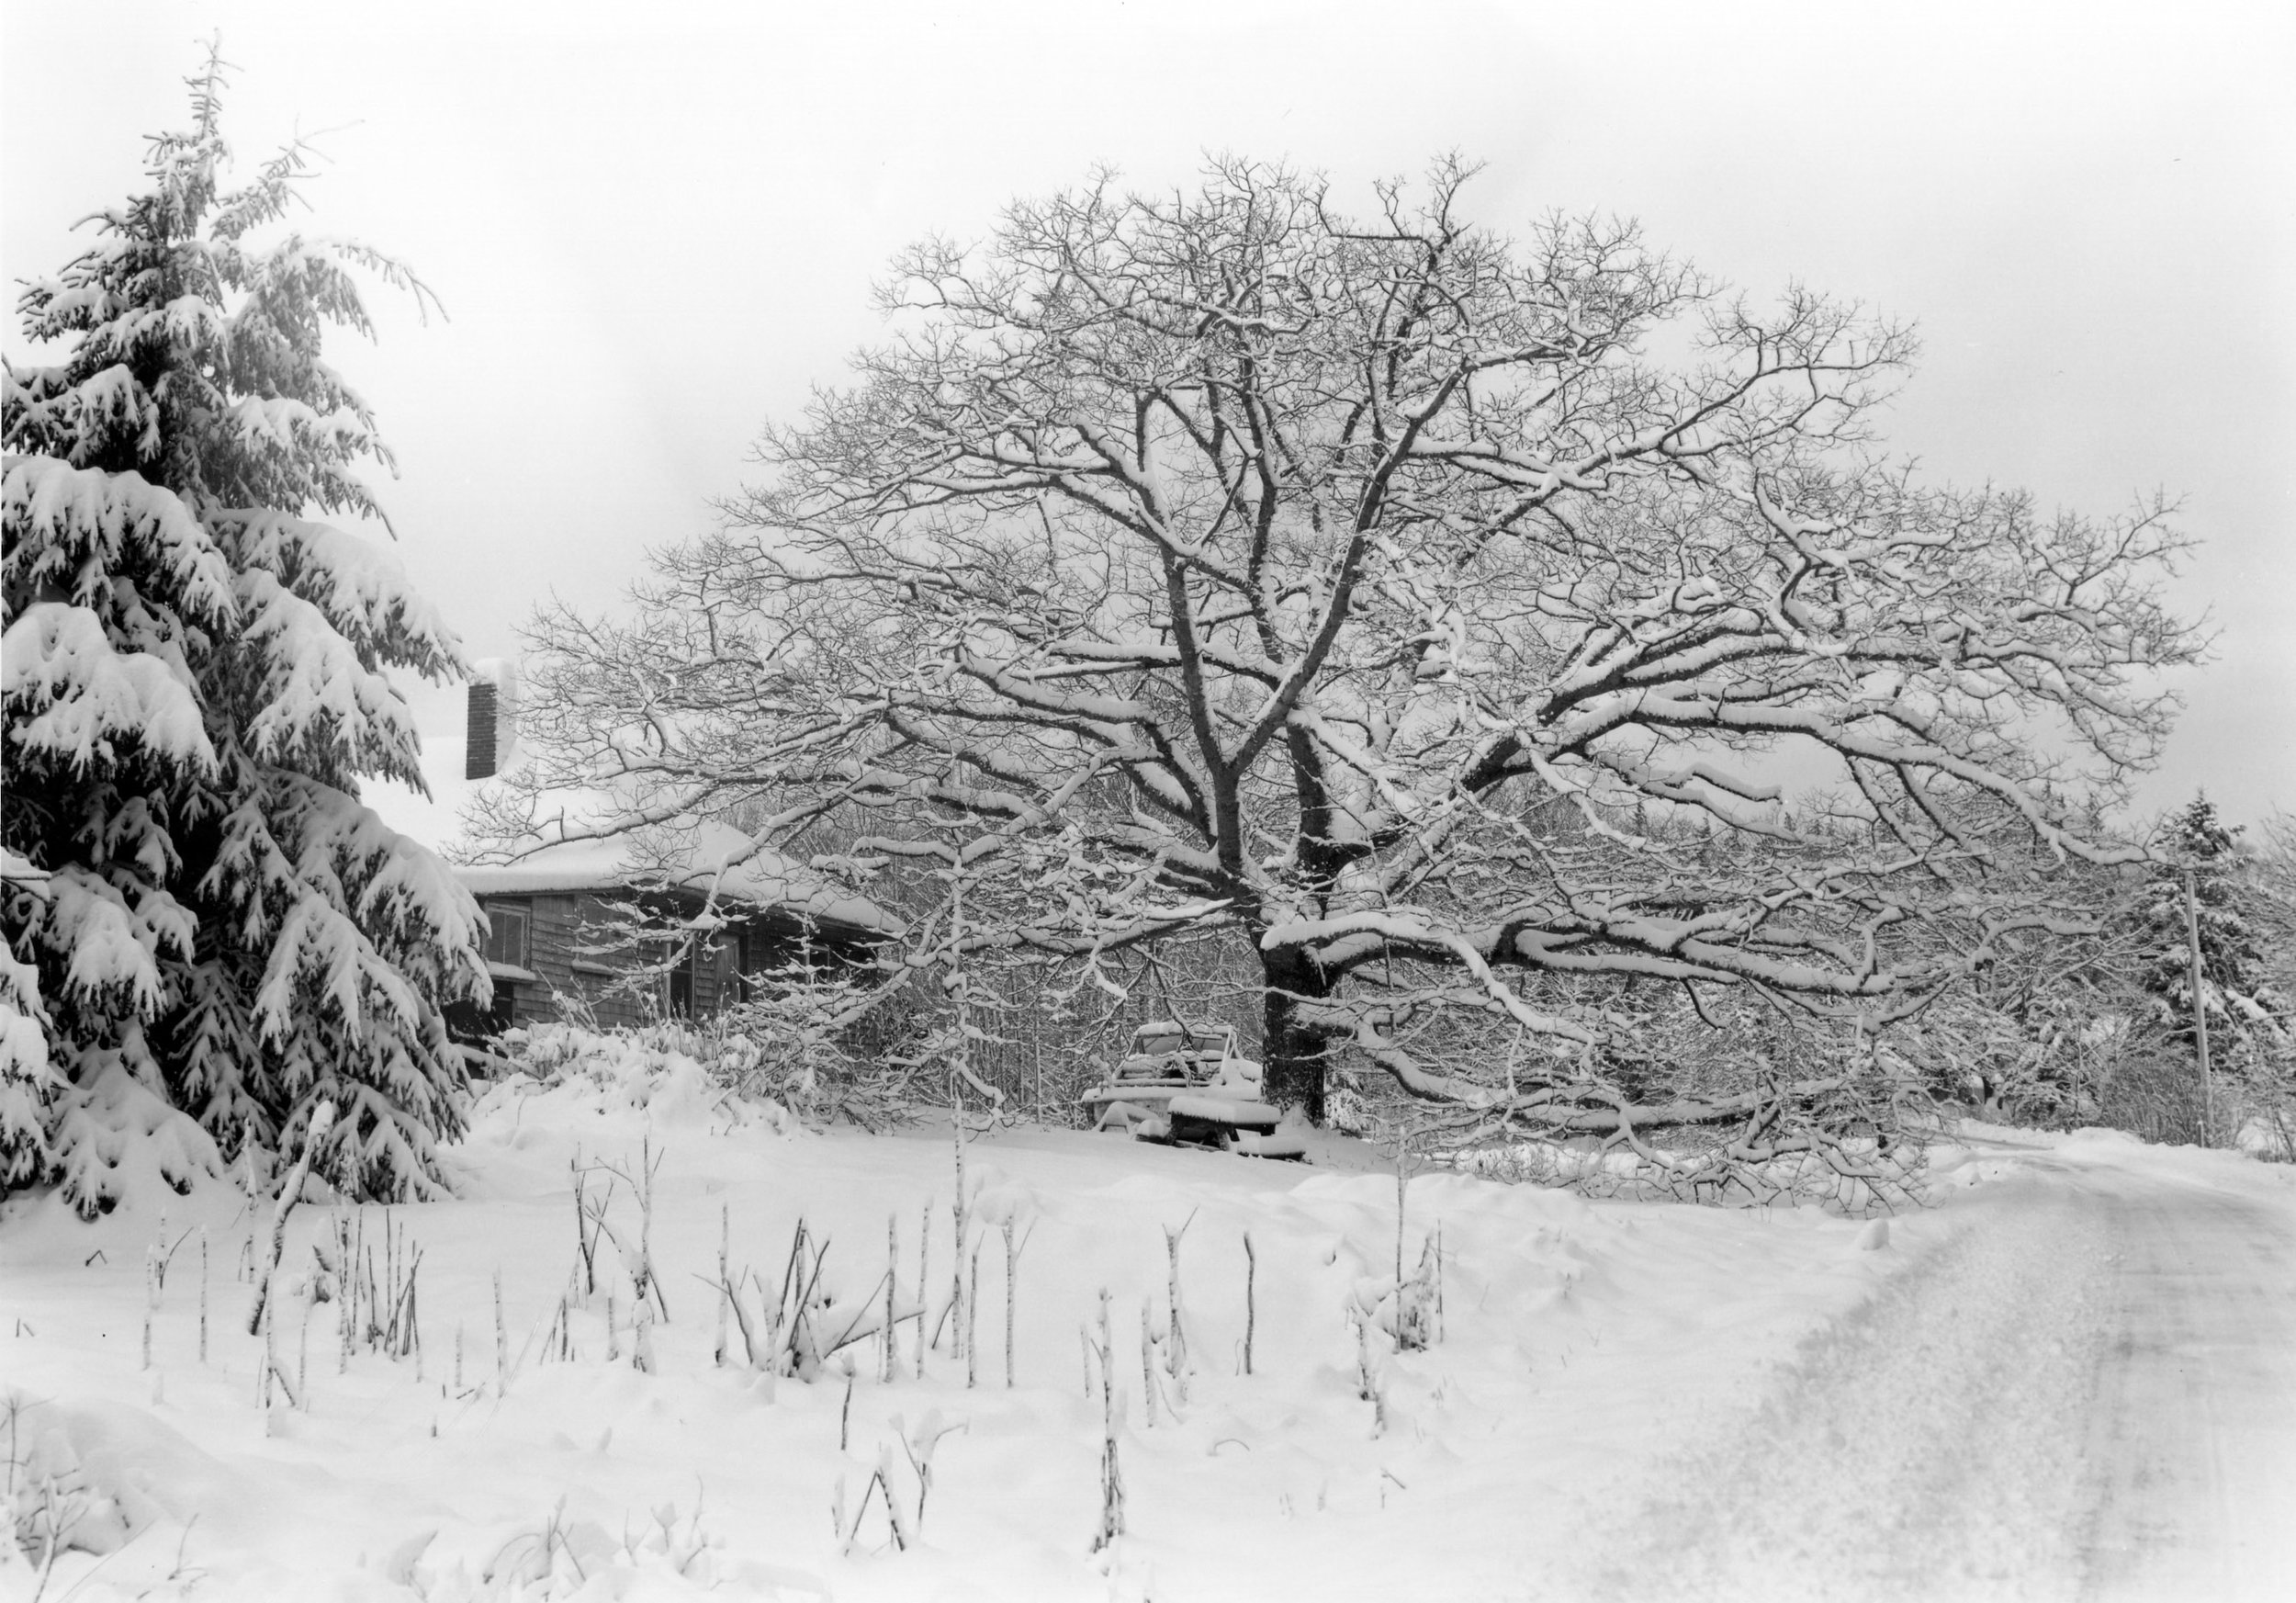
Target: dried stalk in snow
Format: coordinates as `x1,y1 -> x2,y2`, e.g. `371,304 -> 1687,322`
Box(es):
141,1239 -> 159,1372
247,1101 -> 335,1335
715,1203 -> 730,1366
1002,1215 -> 1018,1389
908,1195 -> 930,1379
1242,1230 -> 1255,1377
1090,1291 -> 1126,1552
1163,1218 -> 1192,1404
964,1242 -> 981,1390
1352,1306 -> 1388,1437
1139,1301 -> 1158,1428
884,1214 -> 899,1384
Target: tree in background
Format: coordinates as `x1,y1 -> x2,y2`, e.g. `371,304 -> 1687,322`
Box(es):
2,49 -> 486,1210
504,159 -> 2198,1183
2136,796 -> 2286,1078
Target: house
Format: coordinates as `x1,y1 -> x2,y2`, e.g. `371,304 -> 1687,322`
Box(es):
368,663 -> 898,1042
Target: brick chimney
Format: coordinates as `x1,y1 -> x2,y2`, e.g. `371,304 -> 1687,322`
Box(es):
464,659 -> 519,780
465,682 -> 499,779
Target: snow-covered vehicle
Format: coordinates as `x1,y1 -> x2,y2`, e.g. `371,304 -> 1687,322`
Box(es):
1078,1022 -> 1307,1159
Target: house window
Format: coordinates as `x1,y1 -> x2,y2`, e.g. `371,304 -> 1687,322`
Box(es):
482,900 -> 530,968
669,942 -> 696,1018
733,928 -> 754,1006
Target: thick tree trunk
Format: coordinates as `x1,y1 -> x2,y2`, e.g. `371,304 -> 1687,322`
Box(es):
1259,950 -> 1332,1124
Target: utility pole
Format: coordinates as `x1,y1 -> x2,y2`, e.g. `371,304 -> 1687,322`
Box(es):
2183,865 -> 2214,1145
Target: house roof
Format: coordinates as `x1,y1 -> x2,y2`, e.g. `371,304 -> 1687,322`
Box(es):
365,736 -> 901,937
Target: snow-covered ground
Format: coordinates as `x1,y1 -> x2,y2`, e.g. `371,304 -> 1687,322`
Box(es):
5,1050 -> 2292,1602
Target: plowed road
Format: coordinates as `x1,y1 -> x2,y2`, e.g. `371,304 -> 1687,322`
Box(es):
1550,1135 -> 2296,1602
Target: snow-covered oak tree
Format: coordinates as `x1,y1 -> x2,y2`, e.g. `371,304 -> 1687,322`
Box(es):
508,159 -> 2198,1159
1,53 -> 487,1209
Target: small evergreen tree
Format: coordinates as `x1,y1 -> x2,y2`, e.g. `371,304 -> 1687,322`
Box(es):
2,48 -> 487,1211
2136,795 -> 2286,1076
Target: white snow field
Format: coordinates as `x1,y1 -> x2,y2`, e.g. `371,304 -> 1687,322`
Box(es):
5,1048 -> 2294,1602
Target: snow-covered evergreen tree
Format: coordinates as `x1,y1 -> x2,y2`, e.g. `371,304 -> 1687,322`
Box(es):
2137,796 -> 2286,1074
2,50 -> 488,1211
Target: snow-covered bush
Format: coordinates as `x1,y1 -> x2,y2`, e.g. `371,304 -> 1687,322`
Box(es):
483,1022 -> 798,1135
2,51 -> 486,1210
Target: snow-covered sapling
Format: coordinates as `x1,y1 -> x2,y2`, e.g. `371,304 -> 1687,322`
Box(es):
494,1270 -> 509,1395
198,1228 -> 209,1365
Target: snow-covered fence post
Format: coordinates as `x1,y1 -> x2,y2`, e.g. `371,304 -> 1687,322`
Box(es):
247,1101 -> 335,1335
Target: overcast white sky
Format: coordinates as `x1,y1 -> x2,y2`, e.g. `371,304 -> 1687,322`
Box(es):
6,0 -> 2291,826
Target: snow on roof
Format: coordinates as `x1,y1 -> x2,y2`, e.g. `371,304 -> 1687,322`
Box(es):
364,736 -> 901,936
